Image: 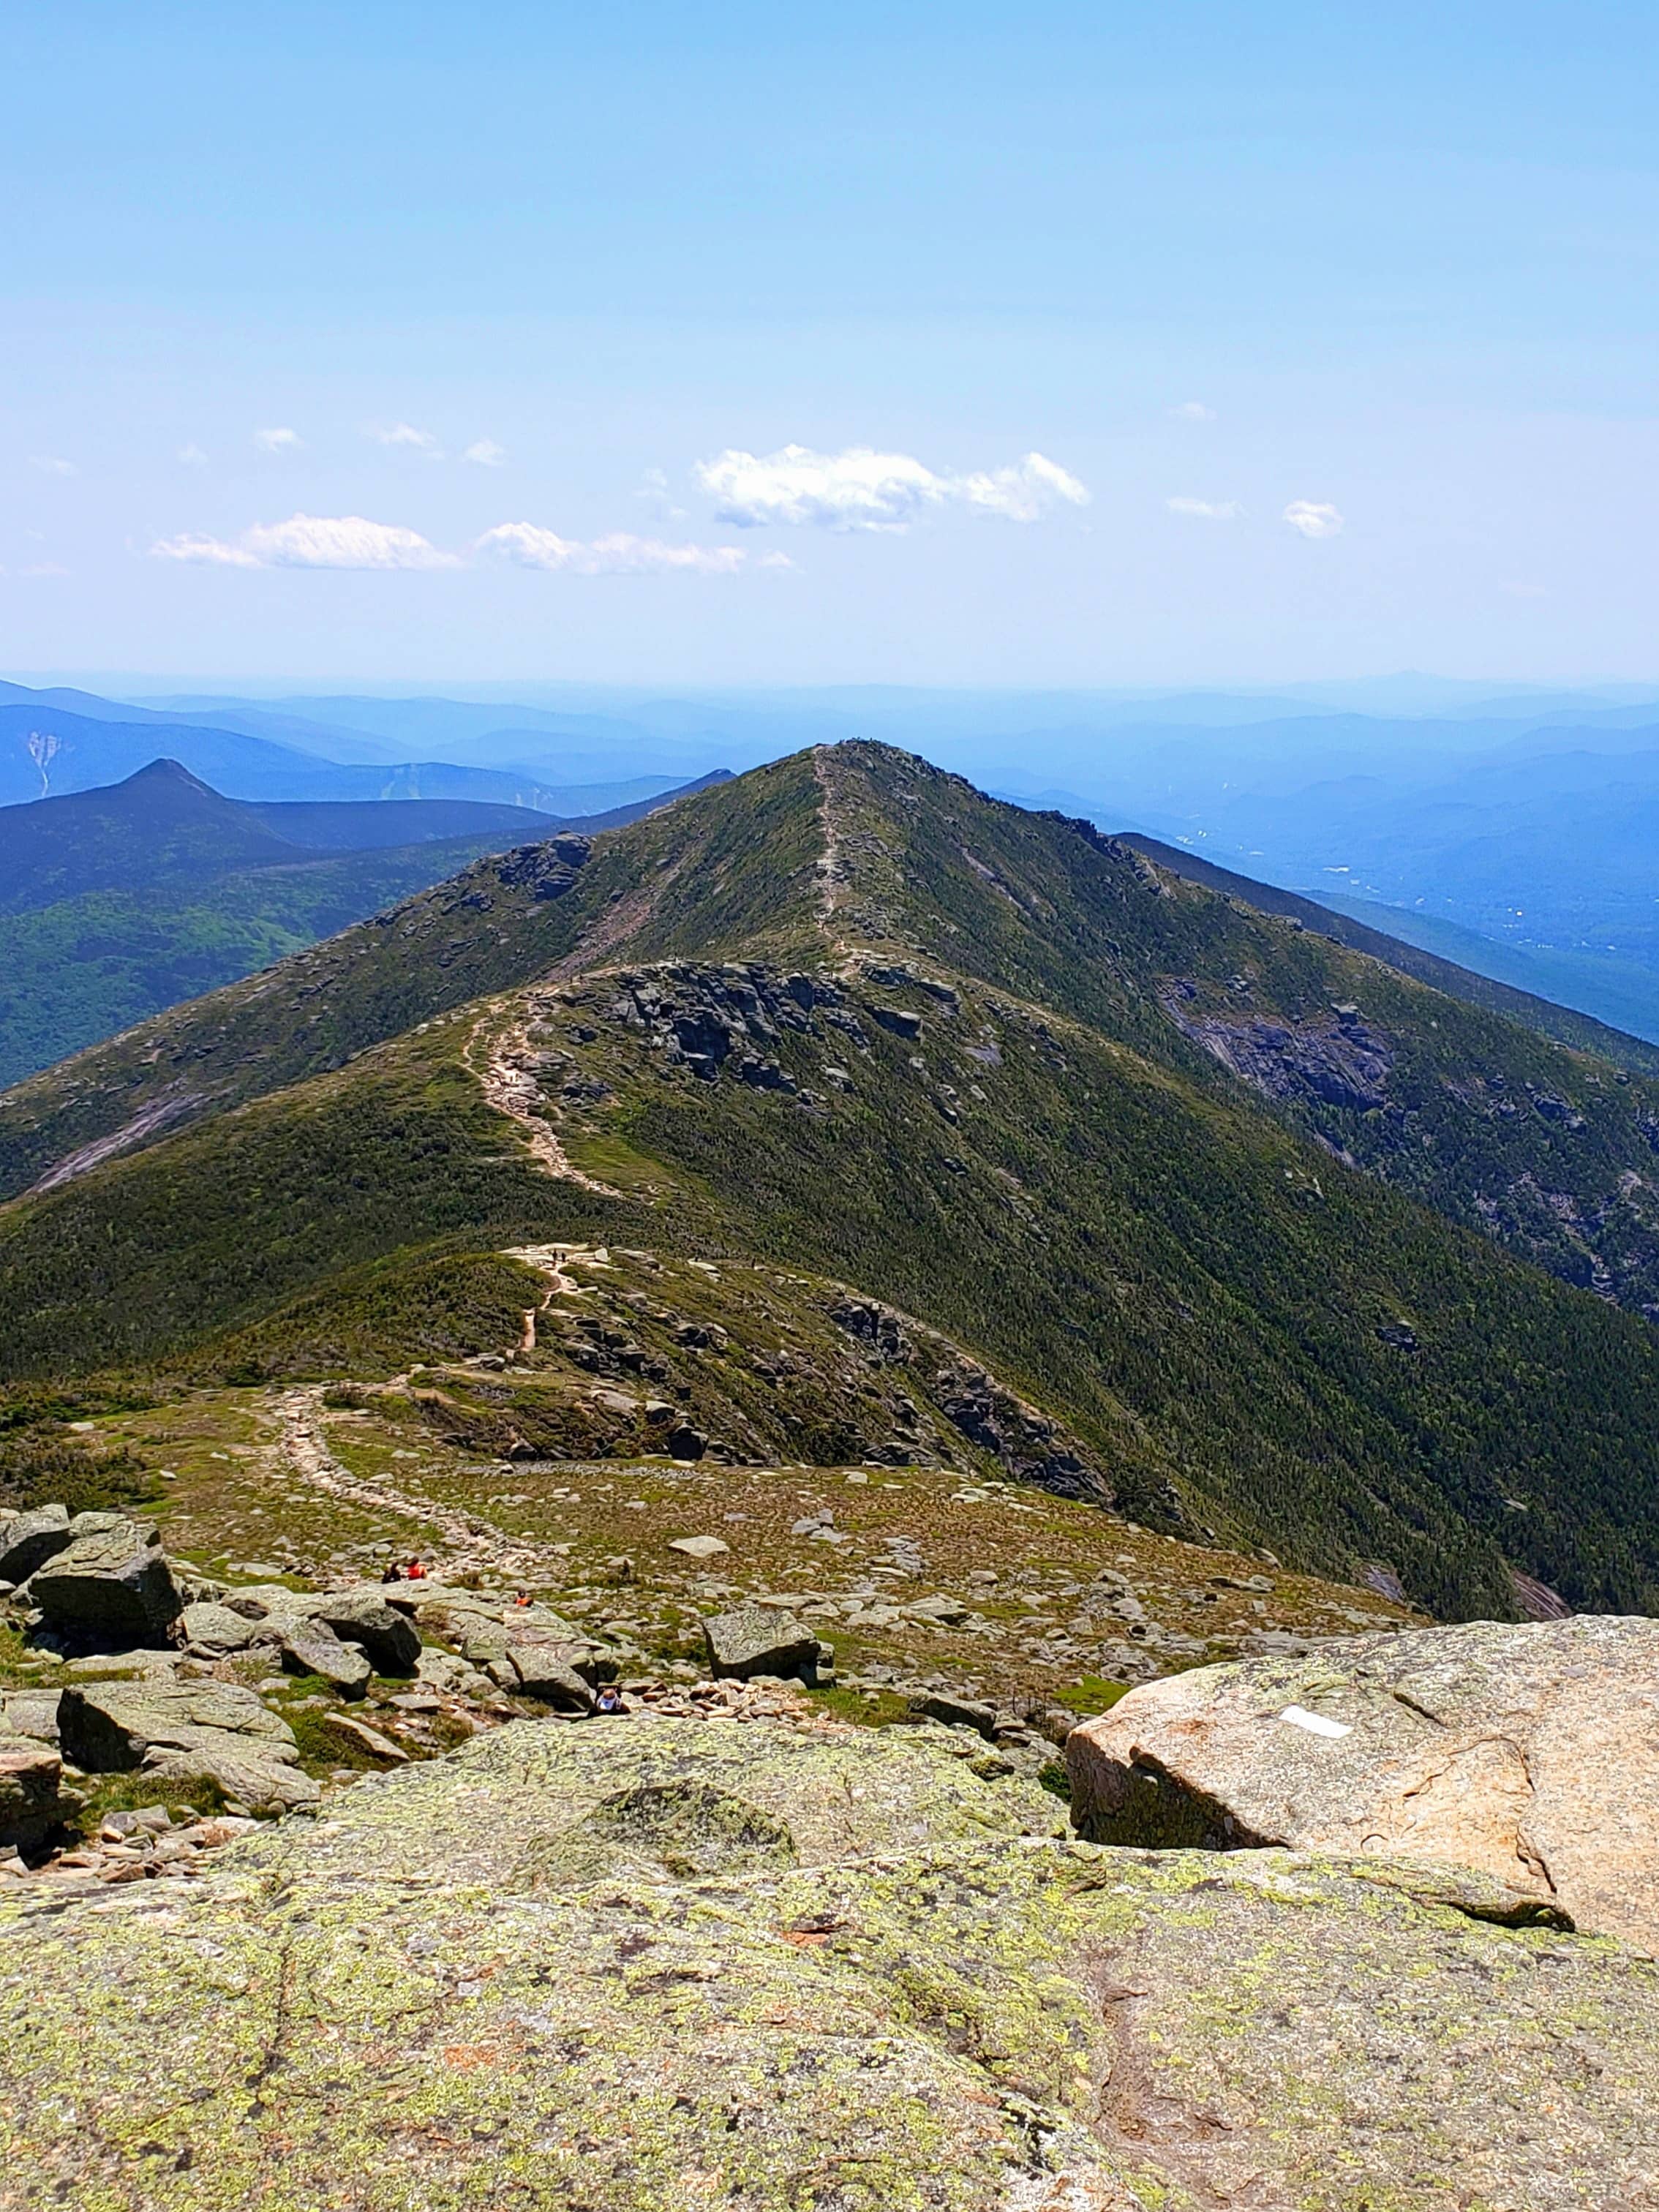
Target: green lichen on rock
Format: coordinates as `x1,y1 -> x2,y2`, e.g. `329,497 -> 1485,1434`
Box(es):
1,1715 -> 1657,2209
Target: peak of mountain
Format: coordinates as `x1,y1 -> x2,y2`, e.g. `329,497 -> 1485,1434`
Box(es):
5,740 -> 1659,1622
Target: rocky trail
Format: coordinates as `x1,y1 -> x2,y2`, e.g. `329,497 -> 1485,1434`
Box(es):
267,1385 -> 584,1584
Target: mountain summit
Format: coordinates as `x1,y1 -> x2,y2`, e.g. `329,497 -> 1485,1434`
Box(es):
5,740 -> 1659,1618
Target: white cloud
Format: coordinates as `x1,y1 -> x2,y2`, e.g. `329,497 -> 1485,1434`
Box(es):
150,531 -> 263,568
151,512 -> 458,570
1170,401 -> 1217,422
1283,500 -> 1344,540
475,524 -> 750,575
254,426 -> 303,454
1167,496 -> 1243,520
30,456 -> 76,476
462,438 -> 506,467
694,443 -> 1090,531
176,443 -> 209,467
371,422 -> 443,457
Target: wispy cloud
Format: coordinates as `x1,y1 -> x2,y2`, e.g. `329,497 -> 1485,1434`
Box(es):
636,464 -> 687,521
1167,497 -> 1242,520
695,443 -> 1090,530
462,438 -> 506,467
475,524 -> 753,575
176,443 -> 209,467
253,426 -> 303,454
151,513 -> 458,570
30,456 -> 77,477
370,422 -> 444,457
1170,401 -> 1216,422
1283,500 -> 1344,540
148,512 -> 771,576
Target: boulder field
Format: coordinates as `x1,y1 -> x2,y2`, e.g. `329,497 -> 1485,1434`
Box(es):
3,1669 -> 1659,2209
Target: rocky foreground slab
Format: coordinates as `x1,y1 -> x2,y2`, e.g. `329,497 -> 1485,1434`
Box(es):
1066,1614 -> 1659,1949
3,1703 -> 1659,2210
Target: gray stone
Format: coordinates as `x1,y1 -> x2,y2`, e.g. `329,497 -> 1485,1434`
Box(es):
703,1606 -> 824,1683
0,1736 -> 80,1851
297,1589 -> 421,1673
911,1690 -> 997,1738
1067,1614 -> 1659,1949
506,1647 -> 595,1712
179,1601 -> 258,1655
29,1521 -> 182,1646
257,1619 -> 371,1699
0,1505 -> 72,1586
0,1692 -> 61,1743
56,1679 -> 316,1812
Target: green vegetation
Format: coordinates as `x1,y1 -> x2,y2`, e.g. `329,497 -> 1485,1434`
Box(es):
4,742 -> 1659,1623
0,832 -> 524,1088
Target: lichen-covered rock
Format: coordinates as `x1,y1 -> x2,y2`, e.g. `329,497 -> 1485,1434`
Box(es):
704,1603 -> 824,1682
292,1587 -> 421,1674
56,1679 -> 319,1815
1,1715 -> 1657,2210
28,1521 -> 182,1646
505,1644 -> 594,1709
0,1504 -> 72,1587
178,1600 -> 257,1655
0,1737 -> 79,1851
1067,1614 -> 1659,1948
257,1617 -> 371,1699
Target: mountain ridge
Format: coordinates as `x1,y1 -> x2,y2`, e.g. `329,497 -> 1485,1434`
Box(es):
4,743 -> 1659,1620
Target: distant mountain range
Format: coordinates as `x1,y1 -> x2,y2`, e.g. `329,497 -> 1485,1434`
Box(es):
0,693 -> 719,813
0,759 -> 727,1086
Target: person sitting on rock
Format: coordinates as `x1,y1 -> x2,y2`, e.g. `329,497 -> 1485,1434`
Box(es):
380,1561 -> 403,1583
593,1685 -> 625,1715
512,1589 -> 532,1607
406,1557 -> 427,1581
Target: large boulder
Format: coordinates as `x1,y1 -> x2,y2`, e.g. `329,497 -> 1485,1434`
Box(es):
703,1603 -> 824,1683
255,1617 -> 371,1700
29,1521 -> 182,1647
3,1714 -> 1658,2208
1067,1615 -> 1659,1947
178,1600 -> 258,1656
0,1504 -> 72,1586
56,1680 -> 319,1815
0,1736 -> 80,1851
293,1589 -> 420,1674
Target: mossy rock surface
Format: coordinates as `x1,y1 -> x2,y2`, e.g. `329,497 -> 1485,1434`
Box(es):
3,1712 -> 1658,2210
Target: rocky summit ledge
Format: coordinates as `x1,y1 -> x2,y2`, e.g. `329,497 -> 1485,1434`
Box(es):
3,1707 -> 1659,2211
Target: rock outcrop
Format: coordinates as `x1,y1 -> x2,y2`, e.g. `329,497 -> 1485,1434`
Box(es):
28,1519 -> 183,1646
3,1711 -> 1658,2209
1066,1615 -> 1659,1947
56,1680 -> 320,1815
703,1603 -> 826,1684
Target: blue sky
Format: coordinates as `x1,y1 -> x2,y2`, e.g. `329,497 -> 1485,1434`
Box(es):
2,1 -> 1656,685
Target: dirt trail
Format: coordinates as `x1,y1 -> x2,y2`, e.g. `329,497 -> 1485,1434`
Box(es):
463,1005 -> 624,1195
267,1385 -> 581,1582
811,744 -> 850,933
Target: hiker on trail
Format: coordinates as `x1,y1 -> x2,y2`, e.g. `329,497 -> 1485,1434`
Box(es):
406,1557 -> 426,1581
594,1685 -> 625,1715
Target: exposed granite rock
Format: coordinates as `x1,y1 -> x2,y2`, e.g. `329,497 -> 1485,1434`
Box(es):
56,1679 -> 319,1815
28,1521 -> 182,1647
1067,1615 -> 1659,1946
1,1715 -> 1657,2209
0,1737 -> 80,1851
257,1617 -> 372,1700
703,1604 -> 824,1683
0,1505 -> 72,1587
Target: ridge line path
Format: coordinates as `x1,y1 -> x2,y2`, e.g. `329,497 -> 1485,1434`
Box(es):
463,1002 -> 625,1196
263,1385 -> 580,1584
